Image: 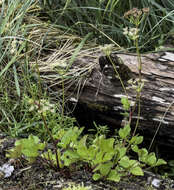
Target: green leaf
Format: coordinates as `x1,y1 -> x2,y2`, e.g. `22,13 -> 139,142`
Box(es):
114,146 -> 127,162
76,136 -> 89,159
129,159 -> 137,167
93,151 -> 105,165
6,144 -> 22,159
146,153 -> 157,166
57,149 -> 64,168
12,135 -> 45,163
100,137 -> 115,152
99,162 -> 113,176
120,112 -> 129,118
107,170 -> 121,182
22,146 -> 39,157
119,124 -> 131,139
103,152 -> 114,162
117,147 -> 127,160
131,145 -> 139,152
61,150 -> 80,166
130,166 -> 144,176
88,146 -> 98,161
37,143 -> 45,150
59,127 -> 84,148
26,157 -> 36,163
119,156 -> 130,168
129,136 -> 143,145
155,159 -> 167,166
42,149 -> 57,166
137,148 -> 148,162
92,173 -> 101,181
121,97 -> 130,111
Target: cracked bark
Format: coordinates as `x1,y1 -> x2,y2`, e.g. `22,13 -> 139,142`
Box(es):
71,51 -> 174,148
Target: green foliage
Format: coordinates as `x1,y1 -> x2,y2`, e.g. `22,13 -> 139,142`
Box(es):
42,127 -> 83,168
6,124 -> 167,182
6,135 -> 45,163
68,124 -> 166,182
132,146 -> 167,167
0,93 -> 76,140
121,97 -> 130,111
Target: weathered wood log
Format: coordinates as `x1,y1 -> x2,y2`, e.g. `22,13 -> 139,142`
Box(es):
68,50 -> 174,149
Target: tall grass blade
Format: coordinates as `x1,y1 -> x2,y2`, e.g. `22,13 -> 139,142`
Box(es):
68,32 -> 92,69
13,65 -> 20,97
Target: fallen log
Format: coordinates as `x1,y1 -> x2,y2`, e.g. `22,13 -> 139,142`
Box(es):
70,50 -> 174,149
37,46 -> 174,150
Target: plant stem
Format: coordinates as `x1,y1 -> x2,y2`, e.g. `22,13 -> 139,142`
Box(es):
35,59 -> 60,170
132,30 -> 142,136
40,112 -> 59,170
108,55 -> 128,97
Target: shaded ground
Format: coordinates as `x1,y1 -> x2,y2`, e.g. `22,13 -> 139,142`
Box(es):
0,136 -> 173,190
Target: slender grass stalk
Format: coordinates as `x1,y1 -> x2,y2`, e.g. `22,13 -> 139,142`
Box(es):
108,55 -> 128,96
148,100 -> 174,151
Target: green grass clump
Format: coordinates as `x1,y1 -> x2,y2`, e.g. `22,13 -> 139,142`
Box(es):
39,0 -> 174,51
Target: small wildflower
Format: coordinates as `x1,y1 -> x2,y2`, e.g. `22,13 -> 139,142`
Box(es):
142,7 -> 150,14
124,7 -> 149,20
129,28 -> 139,36
0,0 -> 3,6
100,44 -> 114,56
123,27 -> 129,35
123,27 -> 139,40
10,39 -> 17,55
124,9 -> 132,18
124,8 -> 140,18
26,97 -> 55,114
0,163 -> 14,178
10,49 -> 16,55
137,10 -> 142,17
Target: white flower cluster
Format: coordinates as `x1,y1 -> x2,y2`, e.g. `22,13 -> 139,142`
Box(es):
123,27 -> 139,40
28,98 -> 55,114
10,39 -> 17,55
100,44 -> 114,56
10,38 -> 22,55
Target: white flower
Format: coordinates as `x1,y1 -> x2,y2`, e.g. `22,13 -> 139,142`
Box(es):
123,27 -> 139,40
0,163 -> 14,178
100,44 -> 114,56
123,27 -> 129,35
129,28 -> 139,36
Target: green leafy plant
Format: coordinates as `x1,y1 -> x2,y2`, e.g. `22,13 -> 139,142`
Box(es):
6,134 -> 45,163
6,105 -> 166,182
42,127 -> 84,169
73,124 -> 166,182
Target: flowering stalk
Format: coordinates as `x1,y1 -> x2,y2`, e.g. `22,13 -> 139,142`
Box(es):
123,8 -> 149,135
